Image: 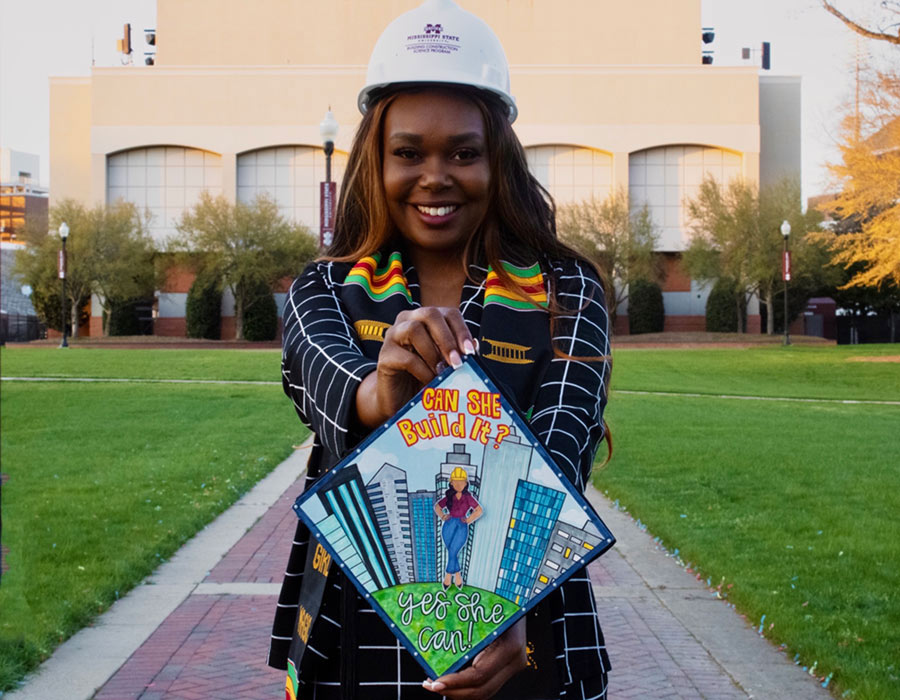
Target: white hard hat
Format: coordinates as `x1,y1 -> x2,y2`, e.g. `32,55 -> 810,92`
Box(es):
358,0 -> 517,123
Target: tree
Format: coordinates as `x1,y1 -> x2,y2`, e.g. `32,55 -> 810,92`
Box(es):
813,69 -> 900,290
83,202 -> 157,334
821,1 -> 900,45
15,200 -> 157,336
556,188 -> 660,325
683,176 -> 825,334
172,193 -> 317,340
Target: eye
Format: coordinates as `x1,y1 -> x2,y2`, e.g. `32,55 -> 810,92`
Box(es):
392,148 -> 420,160
452,148 -> 481,162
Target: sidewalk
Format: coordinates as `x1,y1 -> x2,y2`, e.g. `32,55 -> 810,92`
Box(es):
8,448 -> 831,700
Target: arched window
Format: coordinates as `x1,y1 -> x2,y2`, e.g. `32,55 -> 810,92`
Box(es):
628,145 -> 742,251
107,147 -> 223,244
524,145 -> 613,205
237,146 -> 348,231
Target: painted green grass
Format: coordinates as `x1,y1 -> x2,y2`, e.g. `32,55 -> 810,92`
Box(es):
0,347 -> 281,382
611,344 -> 900,401
596,382 -> 900,698
372,583 -> 520,677
0,380 -> 306,691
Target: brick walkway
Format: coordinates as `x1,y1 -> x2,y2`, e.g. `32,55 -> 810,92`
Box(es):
91,476 -> 828,700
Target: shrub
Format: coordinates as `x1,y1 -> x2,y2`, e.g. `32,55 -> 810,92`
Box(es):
186,273 -> 221,339
241,279 -> 278,341
628,279 -> 664,334
706,278 -> 744,332
107,299 -> 143,336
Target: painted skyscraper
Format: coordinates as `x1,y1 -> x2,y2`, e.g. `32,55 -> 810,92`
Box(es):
435,443 -> 480,581
316,513 -> 376,592
316,464 -> 398,591
533,520 -> 605,596
495,480 -> 565,605
409,489 -> 438,581
366,463 -> 414,583
466,428 -> 532,592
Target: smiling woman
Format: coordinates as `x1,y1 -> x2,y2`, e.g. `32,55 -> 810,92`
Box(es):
269,1 -> 613,699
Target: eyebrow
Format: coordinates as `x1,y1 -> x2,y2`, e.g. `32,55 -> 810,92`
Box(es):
386,131 -> 484,146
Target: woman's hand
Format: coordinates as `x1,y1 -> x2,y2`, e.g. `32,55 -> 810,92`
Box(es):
356,307 -> 474,429
422,617 -> 528,699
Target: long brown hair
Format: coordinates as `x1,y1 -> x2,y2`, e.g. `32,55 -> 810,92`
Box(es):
324,84 -> 596,307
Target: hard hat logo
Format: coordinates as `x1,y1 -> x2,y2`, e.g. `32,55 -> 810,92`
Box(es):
405,25 -> 460,56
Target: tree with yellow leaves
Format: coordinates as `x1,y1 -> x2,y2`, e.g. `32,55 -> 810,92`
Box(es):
815,65 -> 900,289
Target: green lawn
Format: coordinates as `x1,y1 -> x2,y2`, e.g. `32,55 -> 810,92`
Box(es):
598,344 -> 900,700
0,350 -> 306,692
0,347 -> 281,382
611,344 -> 900,401
1,345 -> 898,696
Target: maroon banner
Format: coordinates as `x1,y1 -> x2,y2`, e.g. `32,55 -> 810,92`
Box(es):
782,250 -> 791,282
320,181 -> 336,248
58,250 -> 66,279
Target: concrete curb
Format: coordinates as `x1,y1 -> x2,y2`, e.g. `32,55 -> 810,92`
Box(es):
5,443 -> 310,700
585,485 -> 831,699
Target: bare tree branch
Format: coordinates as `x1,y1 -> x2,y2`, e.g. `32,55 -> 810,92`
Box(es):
821,0 -> 900,44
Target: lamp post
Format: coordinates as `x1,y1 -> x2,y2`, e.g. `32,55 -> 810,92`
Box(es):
781,219 -> 791,346
319,109 -> 339,249
58,222 -> 70,348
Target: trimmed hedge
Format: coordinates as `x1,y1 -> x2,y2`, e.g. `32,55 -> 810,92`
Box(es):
186,274 -> 221,339
628,279 -> 664,334
705,278 -> 744,332
242,279 -> 278,341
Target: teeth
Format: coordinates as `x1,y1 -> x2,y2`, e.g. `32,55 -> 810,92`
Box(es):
417,205 -> 458,217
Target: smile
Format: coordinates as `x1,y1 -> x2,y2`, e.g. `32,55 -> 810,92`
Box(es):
415,204 -> 459,217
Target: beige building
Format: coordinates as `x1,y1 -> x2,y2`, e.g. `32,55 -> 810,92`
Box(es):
50,0 -> 800,337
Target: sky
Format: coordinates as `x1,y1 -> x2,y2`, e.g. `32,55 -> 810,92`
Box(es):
0,0 -> 894,203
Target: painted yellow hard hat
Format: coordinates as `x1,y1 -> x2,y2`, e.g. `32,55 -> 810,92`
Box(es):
450,466 -> 468,482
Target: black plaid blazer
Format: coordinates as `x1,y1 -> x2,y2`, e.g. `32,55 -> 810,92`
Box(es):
269,252 -> 612,699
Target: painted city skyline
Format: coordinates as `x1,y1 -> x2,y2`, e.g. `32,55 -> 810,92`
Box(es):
293,357 -> 614,678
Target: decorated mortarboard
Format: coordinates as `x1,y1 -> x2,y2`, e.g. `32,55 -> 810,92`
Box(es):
293,354 -> 615,679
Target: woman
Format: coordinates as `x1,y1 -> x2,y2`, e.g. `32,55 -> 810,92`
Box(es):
435,467 -> 484,590
269,1 -> 611,698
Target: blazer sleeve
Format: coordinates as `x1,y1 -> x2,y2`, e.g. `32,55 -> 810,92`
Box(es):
529,258 -> 612,492
281,261 -> 378,459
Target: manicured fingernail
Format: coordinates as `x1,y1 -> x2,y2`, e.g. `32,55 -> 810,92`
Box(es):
473,338 -> 480,353
449,350 -> 462,369
430,682 -> 446,692
436,361 -> 448,373
463,339 -> 475,355
422,680 -> 433,689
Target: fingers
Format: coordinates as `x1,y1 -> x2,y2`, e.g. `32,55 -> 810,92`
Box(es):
388,307 -> 473,371
423,619 -> 528,699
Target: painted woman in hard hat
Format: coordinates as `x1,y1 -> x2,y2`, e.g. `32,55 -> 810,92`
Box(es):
271,0 -> 612,698
435,466 -> 483,589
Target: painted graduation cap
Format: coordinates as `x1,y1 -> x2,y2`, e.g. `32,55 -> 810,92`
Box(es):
294,355 -> 615,678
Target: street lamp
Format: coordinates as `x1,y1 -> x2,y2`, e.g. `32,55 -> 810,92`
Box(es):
58,222 -> 70,348
319,108 -> 339,249
781,219 -> 791,346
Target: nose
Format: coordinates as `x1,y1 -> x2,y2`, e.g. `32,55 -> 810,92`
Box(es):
418,155 -> 451,191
